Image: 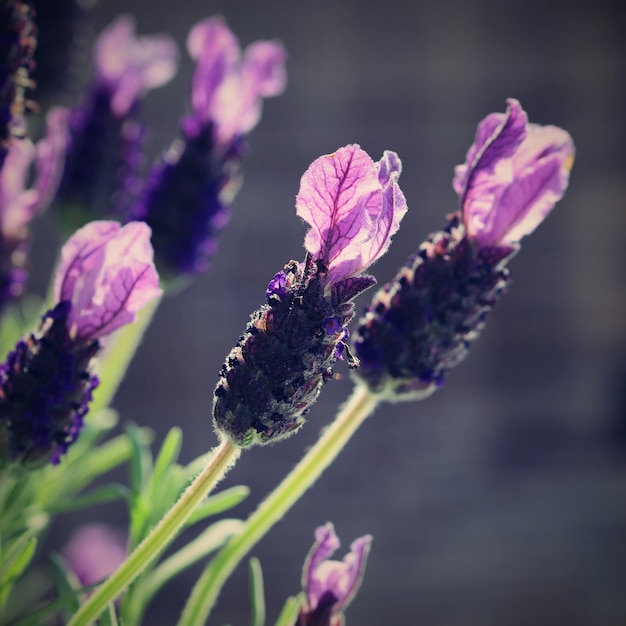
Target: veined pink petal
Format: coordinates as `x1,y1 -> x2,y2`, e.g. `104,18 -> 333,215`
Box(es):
455,99 -> 574,247
296,145 -> 406,285
54,221 -> 162,341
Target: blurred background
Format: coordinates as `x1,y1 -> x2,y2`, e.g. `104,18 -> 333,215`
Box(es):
30,0 -> 626,624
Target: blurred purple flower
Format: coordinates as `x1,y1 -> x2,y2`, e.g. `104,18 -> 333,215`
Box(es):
94,15 -> 178,118
53,220 -> 162,343
0,220 -> 161,467
0,107 -> 68,311
185,16 -> 286,143
54,15 -> 179,226
130,15 -> 286,281
62,524 -> 127,588
454,97 -> 574,248
298,523 -> 372,626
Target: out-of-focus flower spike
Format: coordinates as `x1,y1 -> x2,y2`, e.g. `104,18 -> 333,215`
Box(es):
213,145 -> 406,447
297,523 -> 372,626
54,15 -> 179,229
0,107 -> 69,313
129,16 -> 286,283
0,221 -> 161,469
0,0 -> 37,169
352,99 -> 574,401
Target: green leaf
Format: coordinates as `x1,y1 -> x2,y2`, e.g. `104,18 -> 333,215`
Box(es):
185,486 -> 250,527
249,557 -> 265,626
49,552 -> 83,616
99,603 -> 119,626
45,484 -> 130,514
142,519 -> 244,604
0,531 -> 37,611
127,423 -> 153,498
272,594 -> 303,626
149,428 -> 182,499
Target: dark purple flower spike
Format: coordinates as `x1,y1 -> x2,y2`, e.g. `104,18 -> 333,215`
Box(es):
352,99 -> 574,400
0,107 -> 68,313
129,16 -> 286,282
0,0 -> 37,169
213,144 -> 406,447
297,523 -> 372,626
55,15 -> 178,228
0,221 -> 161,468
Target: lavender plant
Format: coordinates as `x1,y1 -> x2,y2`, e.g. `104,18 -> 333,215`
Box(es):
0,5 -> 576,626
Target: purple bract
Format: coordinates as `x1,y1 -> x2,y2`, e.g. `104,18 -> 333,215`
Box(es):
296,144 -> 407,287
53,220 -> 162,342
453,98 -> 574,248
95,14 -> 178,117
299,522 -> 372,626
185,16 -> 286,142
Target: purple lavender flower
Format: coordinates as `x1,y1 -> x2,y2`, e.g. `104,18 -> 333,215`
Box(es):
213,144 -> 406,446
0,220 -> 161,468
297,523 -> 372,626
0,106 -> 68,313
0,0 -> 37,169
62,524 -> 127,588
55,15 -> 178,228
129,16 -> 286,282
352,99 -> 574,400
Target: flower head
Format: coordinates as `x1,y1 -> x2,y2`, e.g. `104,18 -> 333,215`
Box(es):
213,145 -> 406,446
53,220 -> 162,343
185,16 -> 286,143
0,220 -> 161,468
298,523 -> 372,626
352,100 -> 574,400
94,14 -> 178,117
454,98 -> 574,248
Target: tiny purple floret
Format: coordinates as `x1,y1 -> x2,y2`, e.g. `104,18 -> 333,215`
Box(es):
186,16 -> 286,142
453,98 -> 574,248
53,220 -> 162,342
300,522 -> 372,625
296,144 -> 407,287
95,14 -> 179,117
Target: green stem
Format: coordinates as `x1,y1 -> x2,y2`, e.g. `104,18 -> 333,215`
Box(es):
68,437 -> 241,626
178,384 -> 380,626
90,297 -> 161,415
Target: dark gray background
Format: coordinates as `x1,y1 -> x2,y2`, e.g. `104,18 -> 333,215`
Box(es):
37,0 -> 626,624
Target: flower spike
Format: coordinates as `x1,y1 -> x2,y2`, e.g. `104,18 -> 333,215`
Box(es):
0,221 -> 161,468
213,145 -> 406,446
352,100 -> 574,401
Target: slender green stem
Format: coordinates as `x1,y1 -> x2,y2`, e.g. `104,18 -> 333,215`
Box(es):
178,384 -> 380,626
68,437 -> 241,626
90,297 -> 161,415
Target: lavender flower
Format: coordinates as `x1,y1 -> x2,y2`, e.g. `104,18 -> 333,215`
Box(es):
0,221 -> 161,468
128,16 -> 286,282
297,523 -> 372,626
55,15 -> 178,228
0,107 -> 68,313
352,99 -> 574,400
62,524 -> 127,588
0,0 -> 37,169
213,144 -> 406,446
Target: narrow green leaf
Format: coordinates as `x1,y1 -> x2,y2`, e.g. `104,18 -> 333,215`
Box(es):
45,484 -> 130,513
142,519 -> 244,604
48,552 -> 83,616
0,531 -> 37,591
185,486 -> 250,527
126,423 -> 153,497
149,428 -> 182,499
273,595 -> 303,626
249,557 -> 265,626
99,603 -> 119,626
